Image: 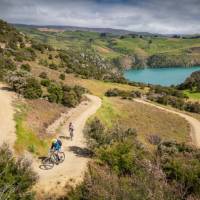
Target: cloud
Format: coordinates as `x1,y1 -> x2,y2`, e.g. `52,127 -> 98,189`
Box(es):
0,0 -> 200,34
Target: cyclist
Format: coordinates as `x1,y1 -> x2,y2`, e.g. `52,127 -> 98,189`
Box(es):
51,138 -> 62,163
69,122 -> 74,140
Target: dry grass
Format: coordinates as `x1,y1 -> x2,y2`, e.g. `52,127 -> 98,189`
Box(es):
103,98 -> 190,147
14,98 -> 68,155
25,99 -> 68,136
30,62 -> 137,97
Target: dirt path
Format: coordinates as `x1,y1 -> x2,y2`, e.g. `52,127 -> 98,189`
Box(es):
0,84 -> 16,148
135,99 -> 200,147
33,94 -> 101,196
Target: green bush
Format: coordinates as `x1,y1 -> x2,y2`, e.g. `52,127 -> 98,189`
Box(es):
97,141 -> 136,175
63,90 -> 79,107
23,78 -> 42,99
59,73 -> 65,80
48,54 -> 53,59
0,57 -> 16,80
39,59 -> 48,67
21,63 -> 31,72
40,79 -> 50,87
49,63 -> 58,70
158,141 -> 200,199
39,71 -> 48,79
48,93 -> 58,103
67,162 -> 174,200
0,144 -> 37,199
47,83 -> 63,103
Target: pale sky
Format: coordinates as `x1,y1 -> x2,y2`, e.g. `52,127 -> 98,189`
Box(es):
0,0 -> 200,34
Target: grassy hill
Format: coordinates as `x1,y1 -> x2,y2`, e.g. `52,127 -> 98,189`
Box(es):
1,19 -> 200,200
15,25 -> 200,68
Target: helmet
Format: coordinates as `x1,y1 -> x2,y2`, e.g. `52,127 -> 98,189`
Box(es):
52,139 -> 57,144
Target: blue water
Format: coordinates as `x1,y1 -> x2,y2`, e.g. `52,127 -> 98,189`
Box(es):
124,67 -> 200,86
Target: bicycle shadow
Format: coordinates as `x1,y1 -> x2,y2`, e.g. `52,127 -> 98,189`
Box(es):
38,156 -> 52,170
68,146 -> 93,158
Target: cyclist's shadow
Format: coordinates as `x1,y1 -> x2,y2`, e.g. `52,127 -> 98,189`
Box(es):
59,135 -> 71,140
38,156 -> 49,170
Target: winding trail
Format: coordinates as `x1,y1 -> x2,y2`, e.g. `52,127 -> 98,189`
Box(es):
0,84 -> 16,148
0,83 -> 200,196
135,99 -> 200,147
33,94 -> 101,196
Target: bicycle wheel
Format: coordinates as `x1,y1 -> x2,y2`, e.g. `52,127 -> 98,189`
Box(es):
58,151 -> 65,163
41,157 -> 54,170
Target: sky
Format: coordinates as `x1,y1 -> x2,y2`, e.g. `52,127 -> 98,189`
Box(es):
0,0 -> 200,34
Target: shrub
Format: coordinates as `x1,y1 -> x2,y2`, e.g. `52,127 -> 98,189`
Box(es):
148,135 -> 162,145
97,141 -> 136,174
0,144 -> 37,199
105,88 -> 120,97
48,54 -> 53,59
73,85 -> 86,98
84,118 -> 106,149
158,141 -> 200,199
68,162 -> 174,200
6,71 -> 42,99
23,78 -> 42,99
63,90 -> 79,107
39,59 -> 48,67
0,57 -> 16,80
48,93 -> 58,103
47,83 -> 63,103
49,63 -> 58,70
39,72 -> 48,79
40,79 -> 50,87
59,73 -> 65,80
20,63 -> 31,72
105,88 -> 142,99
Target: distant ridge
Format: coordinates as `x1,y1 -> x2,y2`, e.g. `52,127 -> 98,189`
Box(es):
13,23 -> 158,36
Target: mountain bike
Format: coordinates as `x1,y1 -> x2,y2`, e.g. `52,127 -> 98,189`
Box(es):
40,150 -> 65,170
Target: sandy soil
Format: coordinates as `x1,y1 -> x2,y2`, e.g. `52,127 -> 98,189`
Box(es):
33,94 -> 101,196
0,84 -> 16,148
135,99 -> 200,147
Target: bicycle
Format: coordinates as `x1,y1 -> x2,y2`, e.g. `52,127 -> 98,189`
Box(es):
40,149 -> 65,170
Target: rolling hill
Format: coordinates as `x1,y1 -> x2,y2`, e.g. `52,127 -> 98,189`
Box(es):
15,23 -> 200,69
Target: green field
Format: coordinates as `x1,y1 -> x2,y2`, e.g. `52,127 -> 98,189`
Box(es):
16,26 -> 200,66
184,90 -> 200,101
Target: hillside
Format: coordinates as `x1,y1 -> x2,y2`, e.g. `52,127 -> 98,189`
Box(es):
15,24 -> 200,69
1,19 -> 200,200
14,23 -> 155,36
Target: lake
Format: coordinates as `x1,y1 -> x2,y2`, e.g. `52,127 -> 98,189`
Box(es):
124,67 -> 200,86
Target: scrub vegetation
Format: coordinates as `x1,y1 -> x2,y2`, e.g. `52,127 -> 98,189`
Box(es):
1,19 -> 200,200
